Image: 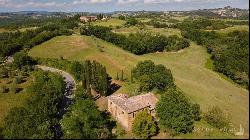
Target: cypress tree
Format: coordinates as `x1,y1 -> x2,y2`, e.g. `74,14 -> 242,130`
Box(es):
131,70 -> 134,83
102,67 -> 108,96
116,72 -> 119,80
91,61 -> 97,90
84,60 -> 92,96
121,70 -> 124,81
82,76 -> 87,89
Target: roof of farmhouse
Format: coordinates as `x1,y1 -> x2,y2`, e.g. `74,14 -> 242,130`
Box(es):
107,93 -> 158,114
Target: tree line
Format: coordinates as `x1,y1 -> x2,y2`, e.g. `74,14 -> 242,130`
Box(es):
36,58 -> 110,96
0,24 -> 72,59
0,14 -> 80,30
80,25 -> 190,55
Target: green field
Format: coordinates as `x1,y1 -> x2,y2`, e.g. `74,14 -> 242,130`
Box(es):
147,26 -> 182,37
112,26 -> 141,35
93,19 -> 126,27
28,34 -> 249,138
136,18 -> 151,23
170,15 -> 189,21
0,77 -> 32,127
112,25 -> 182,37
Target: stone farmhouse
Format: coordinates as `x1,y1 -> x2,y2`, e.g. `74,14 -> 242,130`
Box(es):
80,16 -> 97,22
107,93 -> 158,131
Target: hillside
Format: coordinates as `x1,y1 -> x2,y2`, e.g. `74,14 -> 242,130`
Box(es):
1,4 -> 248,138
28,34 -> 249,138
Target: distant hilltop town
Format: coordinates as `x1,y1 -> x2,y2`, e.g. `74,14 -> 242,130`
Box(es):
202,6 -> 249,18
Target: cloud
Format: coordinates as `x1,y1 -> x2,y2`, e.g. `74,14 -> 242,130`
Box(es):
0,0 -> 66,8
117,0 -> 140,5
0,0 -> 10,6
0,0 -> 247,11
143,0 -> 186,4
72,0 -> 112,5
143,0 -> 240,4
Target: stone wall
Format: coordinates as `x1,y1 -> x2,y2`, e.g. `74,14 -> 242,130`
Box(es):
108,100 -> 157,131
108,100 -> 129,130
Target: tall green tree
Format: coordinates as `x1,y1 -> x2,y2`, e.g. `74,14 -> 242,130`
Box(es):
12,51 -> 33,69
132,60 -> 174,92
156,88 -> 194,135
61,99 -> 112,139
132,110 -> 157,138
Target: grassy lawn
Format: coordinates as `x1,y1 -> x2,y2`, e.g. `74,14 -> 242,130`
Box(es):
147,26 -> 182,37
29,35 -> 92,59
170,15 -> 189,21
93,19 -> 126,27
29,34 -> 249,138
0,77 -> 32,127
29,35 -> 141,79
112,26 -> 141,35
112,25 -> 182,37
174,120 -> 236,139
136,18 -> 151,23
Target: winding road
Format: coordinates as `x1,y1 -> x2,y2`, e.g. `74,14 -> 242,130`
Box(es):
36,65 -> 76,98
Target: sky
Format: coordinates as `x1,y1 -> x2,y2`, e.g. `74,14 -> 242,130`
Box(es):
0,0 -> 249,12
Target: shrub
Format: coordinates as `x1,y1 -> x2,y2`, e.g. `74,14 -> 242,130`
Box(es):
0,86 -> 9,93
115,123 -> 126,137
132,110 -> 157,138
191,103 -> 201,121
14,76 -> 24,84
204,106 -> 231,130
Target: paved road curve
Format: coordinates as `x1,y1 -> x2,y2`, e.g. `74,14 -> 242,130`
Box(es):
36,65 -> 76,98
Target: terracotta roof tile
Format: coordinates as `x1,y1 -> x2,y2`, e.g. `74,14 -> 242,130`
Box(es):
107,93 -> 158,113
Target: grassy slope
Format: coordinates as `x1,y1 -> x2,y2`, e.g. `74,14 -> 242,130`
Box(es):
146,26 -> 182,37
29,34 -> 249,138
112,26 -> 140,35
93,19 -> 126,27
143,42 -> 249,136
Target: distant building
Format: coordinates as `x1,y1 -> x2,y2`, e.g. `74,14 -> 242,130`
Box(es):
107,93 -> 158,131
80,16 -> 97,22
